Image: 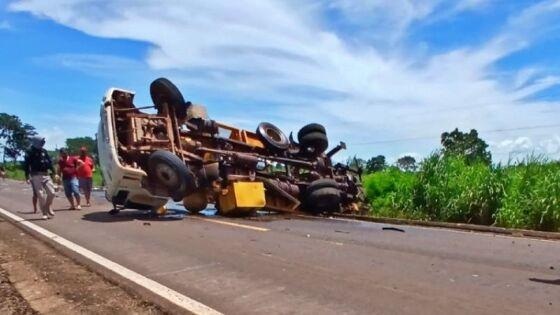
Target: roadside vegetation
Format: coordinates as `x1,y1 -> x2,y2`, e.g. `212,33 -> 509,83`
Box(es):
361,129 -> 560,232
0,112 -> 103,186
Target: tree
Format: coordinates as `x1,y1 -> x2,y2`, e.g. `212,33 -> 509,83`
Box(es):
0,113 -> 36,162
366,155 -> 386,173
66,136 -> 97,159
441,128 -> 491,164
396,155 -> 417,171
346,155 -> 366,172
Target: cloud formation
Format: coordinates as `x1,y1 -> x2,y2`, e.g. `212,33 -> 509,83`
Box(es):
9,0 -> 560,161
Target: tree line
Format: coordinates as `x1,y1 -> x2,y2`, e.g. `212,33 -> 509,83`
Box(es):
0,112 -> 97,163
348,128 -> 491,173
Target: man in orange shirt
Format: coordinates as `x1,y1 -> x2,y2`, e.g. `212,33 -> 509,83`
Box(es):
76,147 -> 95,207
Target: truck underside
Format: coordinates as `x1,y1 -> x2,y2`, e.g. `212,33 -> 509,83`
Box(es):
103,78 -> 365,216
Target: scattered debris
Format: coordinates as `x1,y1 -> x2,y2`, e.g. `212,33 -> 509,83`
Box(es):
143,222 -> 151,226
334,230 -> 350,234
382,227 -> 405,233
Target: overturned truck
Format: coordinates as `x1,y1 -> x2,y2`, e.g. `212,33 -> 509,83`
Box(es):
97,78 -> 364,216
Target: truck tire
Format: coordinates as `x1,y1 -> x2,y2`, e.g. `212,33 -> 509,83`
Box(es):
256,122 -> 289,152
299,131 -> 329,155
306,178 -> 339,194
150,78 -> 188,120
148,150 -> 196,201
183,191 -> 208,214
297,123 -> 326,142
306,187 -> 341,214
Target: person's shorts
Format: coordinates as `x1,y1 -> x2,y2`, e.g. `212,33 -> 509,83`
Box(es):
63,178 -> 80,199
78,177 -> 93,193
31,182 -> 38,197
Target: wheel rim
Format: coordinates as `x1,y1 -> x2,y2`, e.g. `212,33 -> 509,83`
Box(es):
155,164 -> 179,188
266,128 -> 282,143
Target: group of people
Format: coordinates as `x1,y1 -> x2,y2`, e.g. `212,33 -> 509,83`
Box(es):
23,136 -> 95,220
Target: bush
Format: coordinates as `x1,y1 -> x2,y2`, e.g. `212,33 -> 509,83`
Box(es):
413,154 -> 503,224
361,153 -> 560,231
495,157 -> 560,231
363,167 -> 423,219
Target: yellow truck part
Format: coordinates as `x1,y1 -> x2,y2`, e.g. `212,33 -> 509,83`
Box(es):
218,182 -> 266,215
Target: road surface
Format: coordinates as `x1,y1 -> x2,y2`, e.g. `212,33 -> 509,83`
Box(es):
0,179 -> 559,314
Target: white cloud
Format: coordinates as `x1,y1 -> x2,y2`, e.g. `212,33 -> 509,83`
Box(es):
491,134 -> 560,160
323,0 -> 442,43
9,0 -> 560,162
452,0 -> 490,13
38,126 -> 65,150
539,135 -> 560,156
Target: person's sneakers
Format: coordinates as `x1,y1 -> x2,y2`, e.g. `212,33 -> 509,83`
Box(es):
85,203 -> 91,207
42,215 -> 48,220
76,205 -> 82,210
48,208 -> 55,216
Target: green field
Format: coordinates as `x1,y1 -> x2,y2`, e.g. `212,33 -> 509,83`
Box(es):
2,163 -> 104,187
363,155 -> 560,231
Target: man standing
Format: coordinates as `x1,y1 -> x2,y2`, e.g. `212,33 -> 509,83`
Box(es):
58,148 -> 81,210
76,146 -> 95,207
23,136 -> 56,220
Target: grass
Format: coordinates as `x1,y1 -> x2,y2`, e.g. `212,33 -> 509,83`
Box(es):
2,162 -> 104,188
2,163 -> 26,180
92,168 -> 103,187
494,157 -> 560,231
363,154 -> 560,231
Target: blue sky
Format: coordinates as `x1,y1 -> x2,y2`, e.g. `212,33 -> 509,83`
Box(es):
1,0 -> 559,163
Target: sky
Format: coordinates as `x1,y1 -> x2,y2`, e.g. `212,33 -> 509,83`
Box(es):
0,0 -> 559,163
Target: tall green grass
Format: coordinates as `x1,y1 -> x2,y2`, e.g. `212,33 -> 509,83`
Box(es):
495,157 -> 560,231
363,154 -> 560,231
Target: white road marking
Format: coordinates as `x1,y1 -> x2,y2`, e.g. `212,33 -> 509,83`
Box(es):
0,207 -> 223,315
196,217 -> 269,232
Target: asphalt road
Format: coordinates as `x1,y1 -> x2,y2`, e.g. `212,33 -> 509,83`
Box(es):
1,179 -> 559,314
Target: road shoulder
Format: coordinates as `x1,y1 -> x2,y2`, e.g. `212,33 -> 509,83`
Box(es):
0,217 -> 164,314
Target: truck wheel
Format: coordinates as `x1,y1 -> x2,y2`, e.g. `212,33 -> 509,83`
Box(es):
183,191 -> 208,214
299,132 -> 329,155
148,150 -> 196,201
297,123 -> 326,142
306,187 -> 341,214
306,178 -> 339,193
256,122 -> 289,152
150,78 -> 188,120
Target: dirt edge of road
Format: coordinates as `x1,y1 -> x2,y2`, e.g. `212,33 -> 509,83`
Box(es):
328,213 -> 560,240
0,216 -> 173,314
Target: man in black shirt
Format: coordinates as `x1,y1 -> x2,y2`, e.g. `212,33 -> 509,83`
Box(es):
22,136 -> 57,219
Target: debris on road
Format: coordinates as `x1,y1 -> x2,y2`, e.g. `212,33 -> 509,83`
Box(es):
335,230 -> 350,234
382,227 -> 406,233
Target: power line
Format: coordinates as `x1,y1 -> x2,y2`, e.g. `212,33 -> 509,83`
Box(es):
350,123 -> 560,146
